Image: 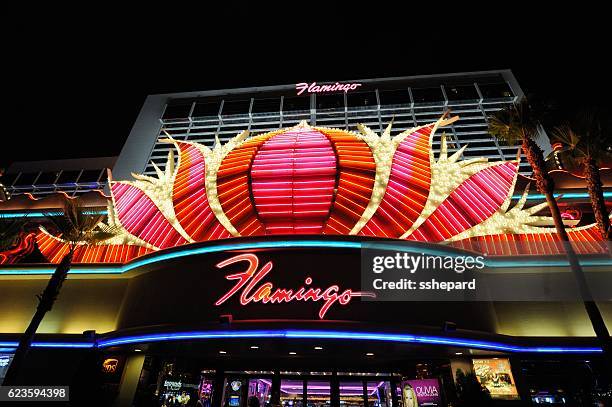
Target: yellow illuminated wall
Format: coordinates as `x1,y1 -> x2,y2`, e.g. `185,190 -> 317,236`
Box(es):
0,278 -> 127,334
1,274 -> 611,337
493,301 -> 612,337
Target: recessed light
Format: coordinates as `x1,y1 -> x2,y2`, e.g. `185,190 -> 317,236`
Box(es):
219,350 -> 227,354
366,352 -> 374,356
455,352 -> 463,355
135,349 -> 142,352
289,352 -> 297,355
250,346 -> 259,349
314,346 -> 323,350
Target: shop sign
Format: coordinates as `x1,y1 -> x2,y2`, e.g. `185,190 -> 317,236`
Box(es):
101,358 -> 119,374
215,253 -> 376,319
295,81 -> 362,95
401,379 -> 441,406
472,358 -> 519,399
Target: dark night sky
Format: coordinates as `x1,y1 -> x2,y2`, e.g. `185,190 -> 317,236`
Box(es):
4,4 -> 610,169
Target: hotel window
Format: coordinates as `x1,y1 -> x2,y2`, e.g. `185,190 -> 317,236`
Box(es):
282,96 -> 310,112
411,87 -> 444,105
192,100 -> 221,118
163,100 -> 193,120
78,169 -> 104,183
252,97 -> 281,114
221,99 -> 251,116
445,84 -> 479,102
378,89 -> 410,106
0,172 -> 19,187
315,94 -> 345,110
13,172 -> 40,186
56,170 -> 82,185
478,82 -> 514,100
35,171 -> 61,185
347,91 -> 378,109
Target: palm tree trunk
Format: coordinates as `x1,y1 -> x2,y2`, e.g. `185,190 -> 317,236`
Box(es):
2,249 -> 74,385
522,137 -> 612,370
584,156 -> 612,240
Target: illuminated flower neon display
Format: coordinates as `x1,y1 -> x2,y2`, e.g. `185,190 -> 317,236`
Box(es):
35,115 -> 609,263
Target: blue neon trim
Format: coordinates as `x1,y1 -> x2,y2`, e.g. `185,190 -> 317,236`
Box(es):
96,329 -> 602,353
511,192 -> 612,200
1,239 -> 611,276
0,330 -> 602,353
0,341 -> 93,349
0,210 -> 107,219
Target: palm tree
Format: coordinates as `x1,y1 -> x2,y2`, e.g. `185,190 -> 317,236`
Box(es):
488,100 -> 612,368
2,197 -> 116,385
0,218 -> 27,253
552,112 -> 612,240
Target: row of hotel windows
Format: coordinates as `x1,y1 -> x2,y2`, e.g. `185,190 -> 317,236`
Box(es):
162,82 -> 515,120
1,169 -> 106,189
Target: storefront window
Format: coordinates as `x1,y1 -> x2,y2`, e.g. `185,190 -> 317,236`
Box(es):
198,376 -> 215,407
222,378 -> 247,407
280,379 -> 304,407
0,353 -> 13,382
366,381 -> 392,407
339,381 -> 364,407
306,380 -> 331,407
248,378 -> 273,407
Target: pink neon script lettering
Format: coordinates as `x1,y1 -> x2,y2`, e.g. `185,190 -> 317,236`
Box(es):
295,82 -> 362,96
214,253 -> 376,319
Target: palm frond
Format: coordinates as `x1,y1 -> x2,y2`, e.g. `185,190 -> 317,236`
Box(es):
42,196 -> 118,245
551,110 -> 612,166
488,100 -> 539,145
0,217 -> 28,250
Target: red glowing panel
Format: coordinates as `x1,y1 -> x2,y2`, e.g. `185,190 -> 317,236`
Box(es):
0,233 -> 36,264
449,222 -> 608,256
409,161 -> 518,242
319,129 -> 376,235
111,183 -> 188,249
36,231 -> 152,263
360,125 -> 433,237
217,134 -> 275,236
251,129 -> 337,234
172,141 -> 231,241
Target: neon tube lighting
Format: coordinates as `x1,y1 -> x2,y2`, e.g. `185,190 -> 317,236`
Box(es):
2,239 -> 612,276
95,329 -> 601,353
3,192 -> 609,220
0,329 -> 602,353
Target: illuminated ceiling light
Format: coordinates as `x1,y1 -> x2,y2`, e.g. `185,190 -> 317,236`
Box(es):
134,348 -> 142,352
250,346 -> 259,349
219,350 -> 227,354
366,352 -> 374,356
455,352 -> 463,355
314,346 -> 323,350
289,351 -> 297,355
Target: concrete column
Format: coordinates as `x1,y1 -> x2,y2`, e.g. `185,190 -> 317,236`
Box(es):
113,354 -> 145,407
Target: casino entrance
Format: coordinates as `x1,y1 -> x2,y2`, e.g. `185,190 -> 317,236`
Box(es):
144,368 -> 430,407
114,335 -> 458,407
213,371 -> 401,407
